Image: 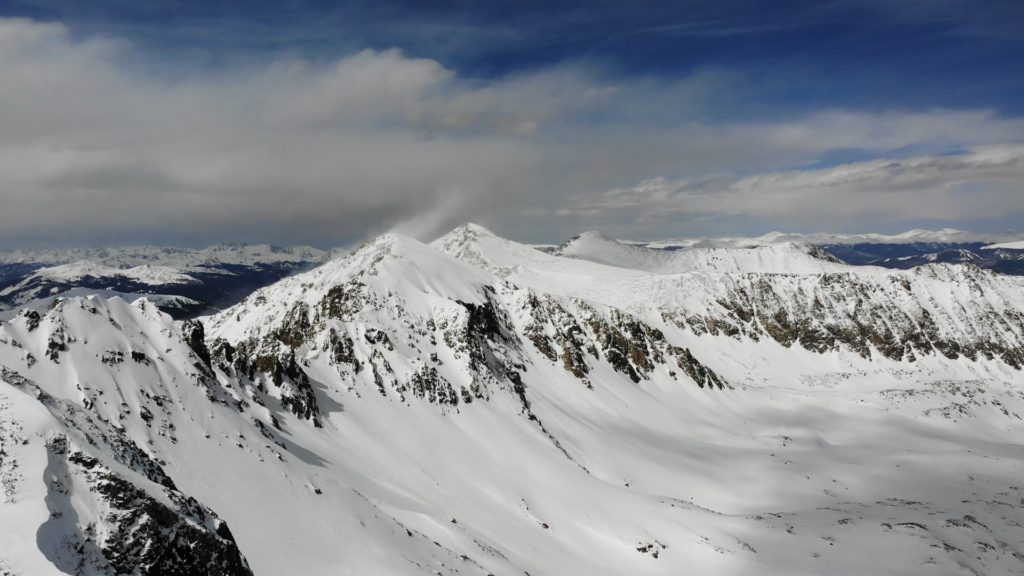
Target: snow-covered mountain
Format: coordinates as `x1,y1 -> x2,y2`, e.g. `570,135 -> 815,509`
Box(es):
629,228 -> 1019,249
554,230 -> 845,274
986,240 -> 1024,250
562,229 -> 1024,276
0,244 -> 332,318
2,224 -> 1024,575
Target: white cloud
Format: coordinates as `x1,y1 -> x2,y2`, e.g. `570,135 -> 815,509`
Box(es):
564,144 -> 1024,228
0,16 -> 1022,246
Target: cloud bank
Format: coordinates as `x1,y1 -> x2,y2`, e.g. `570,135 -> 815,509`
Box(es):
565,145 -> 1024,229
0,17 -> 1022,247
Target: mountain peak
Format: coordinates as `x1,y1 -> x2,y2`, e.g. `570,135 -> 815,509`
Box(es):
434,223 -> 499,245
461,222 -> 497,235
562,230 -> 615,246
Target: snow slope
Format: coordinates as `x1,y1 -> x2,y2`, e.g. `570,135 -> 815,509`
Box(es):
30,261 -> 196,285
984,240 -> 1024,250
554,230 -> 846,274
2,224 -> 1024,575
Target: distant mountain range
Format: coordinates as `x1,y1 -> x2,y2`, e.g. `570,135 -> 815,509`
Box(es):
614,229 -> 1024,276
818,242 -> 1024,275
0,244 -> 332,318
3,232 -> 1023,322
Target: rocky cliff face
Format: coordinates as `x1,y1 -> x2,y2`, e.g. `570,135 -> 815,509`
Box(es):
41,434 -> 252,576
662,267 -> 1024,368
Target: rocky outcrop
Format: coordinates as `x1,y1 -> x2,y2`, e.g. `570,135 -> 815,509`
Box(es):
41,436 -> 252,576
181,318 -> 213,368
233,343 -> 322,427
524,294 -> 594,380
524,294 -> 727,389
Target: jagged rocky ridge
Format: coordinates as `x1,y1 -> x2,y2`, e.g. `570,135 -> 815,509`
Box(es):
207,234 -> 729,427
492,225 -> 1024,371
663,267 -> 1024,368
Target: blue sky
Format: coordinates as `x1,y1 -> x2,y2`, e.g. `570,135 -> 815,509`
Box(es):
10,0 -> 1022,110
0,1 -> 1023,246
10,1 -> 1024,111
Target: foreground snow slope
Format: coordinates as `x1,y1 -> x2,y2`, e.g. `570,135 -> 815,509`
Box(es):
1,224 -> 1024,575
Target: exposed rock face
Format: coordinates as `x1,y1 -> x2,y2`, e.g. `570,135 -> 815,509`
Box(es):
455,286 -> 528,398
523,294 -> 726,388
324,328 -> 361,373
232,343 -> 323,427
217,271 -> 727,418
665,268 -> 1024,368
182,318 -> 213,368
525,294 -> 593,379
43,436 -> 252,576
22,310 -> 40,332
